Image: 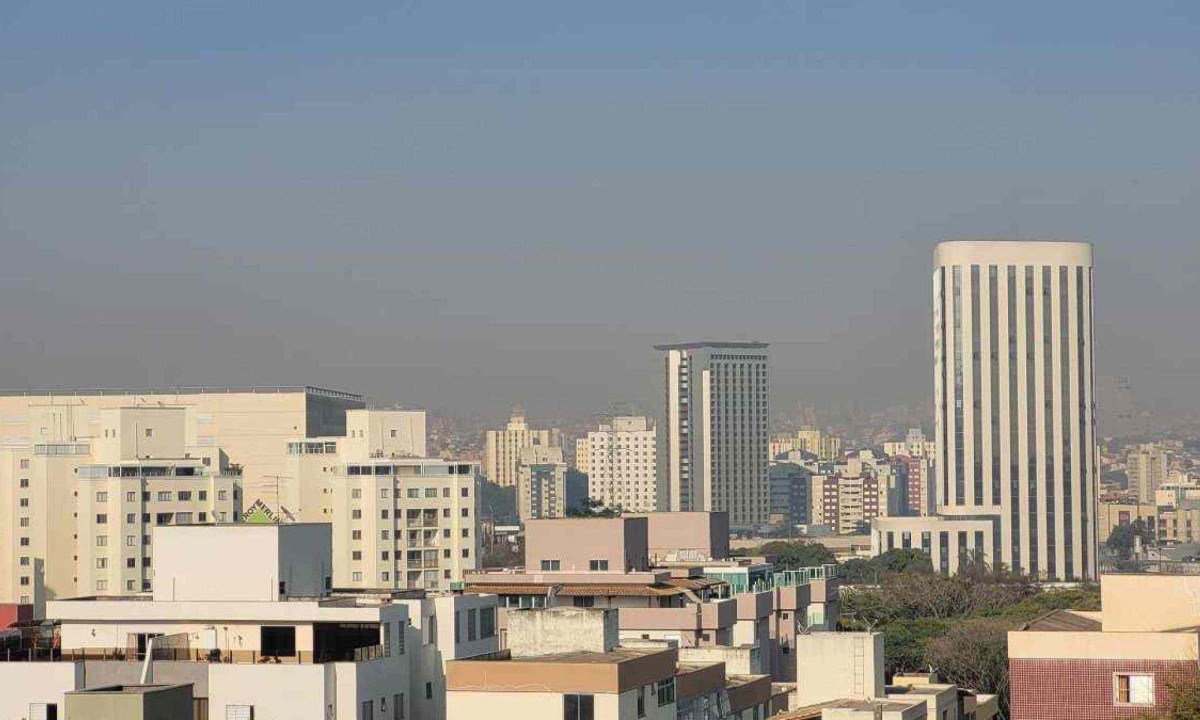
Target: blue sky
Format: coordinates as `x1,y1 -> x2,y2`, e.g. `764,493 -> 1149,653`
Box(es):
2,1 -> 1199,422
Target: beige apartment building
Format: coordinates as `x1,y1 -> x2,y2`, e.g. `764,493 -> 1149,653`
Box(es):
0,404 -> 243,610
581,416 -> 659,513
484,408 -> 562,488
772,428 -> 842,462
517,445 -> 567,520
1127,443 -> 1169,504
0,386 -> 363,509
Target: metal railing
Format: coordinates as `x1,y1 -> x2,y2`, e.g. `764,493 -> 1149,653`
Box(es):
2,645 -> 388,665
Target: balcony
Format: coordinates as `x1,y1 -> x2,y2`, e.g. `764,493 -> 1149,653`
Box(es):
618,599 -> 737,635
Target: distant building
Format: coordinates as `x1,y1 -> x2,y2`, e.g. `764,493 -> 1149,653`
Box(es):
773,428 -> 842,461
484,408 -> 562,488
882,428 -> 936,459
658,342 -> 770,529
808,452 -> 900,535
1127,443 -> 1169,504
517,445 -> 567,520
769,462 -> 811,527
581,416 -> 658,512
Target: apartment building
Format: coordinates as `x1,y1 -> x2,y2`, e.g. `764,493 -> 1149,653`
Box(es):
1127,443 -> 1169,504
484,408 -> 562,488
276,409 -> 480,593
771,428 -> 842,462
0,523 -> 413,720
807,453 -> 899,535
447,607 -> 780,720
466,513 -> 839,684
1,404 -> 243,610
0,386 -> 363,509
1095,500 -> 1155,544
1009,574 -> 1200,719
517,445 -> 568,520
581,416 -> 659,513
881,428 -> 936,460
658,342 -> 770,529
768,462 -> 811,528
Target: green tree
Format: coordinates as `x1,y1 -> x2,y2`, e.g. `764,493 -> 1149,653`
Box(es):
874,548 -> 934,575
758,541 -> 835,569
1107,519 -> 1151,560
925,618 -> 1011,713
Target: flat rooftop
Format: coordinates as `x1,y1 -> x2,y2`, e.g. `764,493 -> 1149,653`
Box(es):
654,341 -> 768,350
508,647 -> 665,665
0,385 -> 363,401
70,684 -> 189,695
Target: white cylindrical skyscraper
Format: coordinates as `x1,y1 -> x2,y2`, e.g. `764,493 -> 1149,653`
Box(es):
933,240 -> 1097,580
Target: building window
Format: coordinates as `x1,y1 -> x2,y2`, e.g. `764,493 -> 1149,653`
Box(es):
96,491 -> 108,502
588,560 -> 609,571
178,491 -> 192,501
96,535 -> 108,547
352,572 -> 363,582
96,514 -> 108,525
126,513 -> 136,524
20,478 -> 29,488
480,607 -> 496,638
656,678 -> 675,706
637,686 -> 647,718
573,597 -> 595,608
361,700 -> 373,720
425,682 -> 433,700
145,428 -> 154,438
541,560 -> 560,571
394,693 -> 404,719
1115,674 -> 1155,706
352,509 -> 362,520
96,558 -> 107,569
96,580 -> 108,591
564,694 -> 595,720
225,705 -> 254,720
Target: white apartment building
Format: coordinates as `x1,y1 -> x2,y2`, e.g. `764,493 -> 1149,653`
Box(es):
0,524 -> 417,720
875,240 -> 1098,580
882,428 -> 937,459
658,342 -> 770,529
0,386 -> 364,509
1128,443 -> 1169,504
517,445 -> 567,521
582,416 -> 658,512
277,410 -> 480,593
484,408 -> 562,488
0,404 -> 243,610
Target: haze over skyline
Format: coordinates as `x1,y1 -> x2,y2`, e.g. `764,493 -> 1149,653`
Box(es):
3,1 -> 1199,422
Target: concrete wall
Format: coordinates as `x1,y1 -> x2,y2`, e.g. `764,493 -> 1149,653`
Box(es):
795,633 -> 885,706
153,524 -> 331,602
507,608 -> 618,656
1101,574 -> 1200,632
208,663 -> 328,720
525,517 -> 649,573
643,512 -> 730,562
65,684 -> 194,720
0,662 -> 83,720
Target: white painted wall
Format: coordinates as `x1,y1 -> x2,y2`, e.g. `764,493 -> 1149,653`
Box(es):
0,662 -> 82,720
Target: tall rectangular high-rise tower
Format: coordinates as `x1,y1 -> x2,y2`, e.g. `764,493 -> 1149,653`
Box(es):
657,342 -> 769,529
934,240 -> 1097,580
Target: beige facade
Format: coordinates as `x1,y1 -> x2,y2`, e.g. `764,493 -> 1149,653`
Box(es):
1,405 -> 243,609
484,409 -> 561,488
582,416 -> 658,513
930,241 -> 1098,581
659,342 -> 770,529
517,445 -> 567,520
64,683 -> 194,720
278,410 -> 480,593
871,516 -> 995,574
1128,443 -> 1169,504
1096,501 -> 1155,544
0,387 -> 363,511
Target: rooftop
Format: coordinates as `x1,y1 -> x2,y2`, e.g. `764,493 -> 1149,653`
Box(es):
654,341 -> 769,351
0,385 -> 364,401
1019,609 -> 1103,632
508,647 -> 665,665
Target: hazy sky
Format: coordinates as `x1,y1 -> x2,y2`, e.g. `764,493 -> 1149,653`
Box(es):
2,1 -> 1199,422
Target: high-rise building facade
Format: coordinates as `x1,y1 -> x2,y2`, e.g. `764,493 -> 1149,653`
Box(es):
516,445 -> 567,520
657,342 -> 769,529
1127,443 -> 1169,504
581,416 -> 658,512
483,409 -> 561,488
929,240 -> 1097,580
